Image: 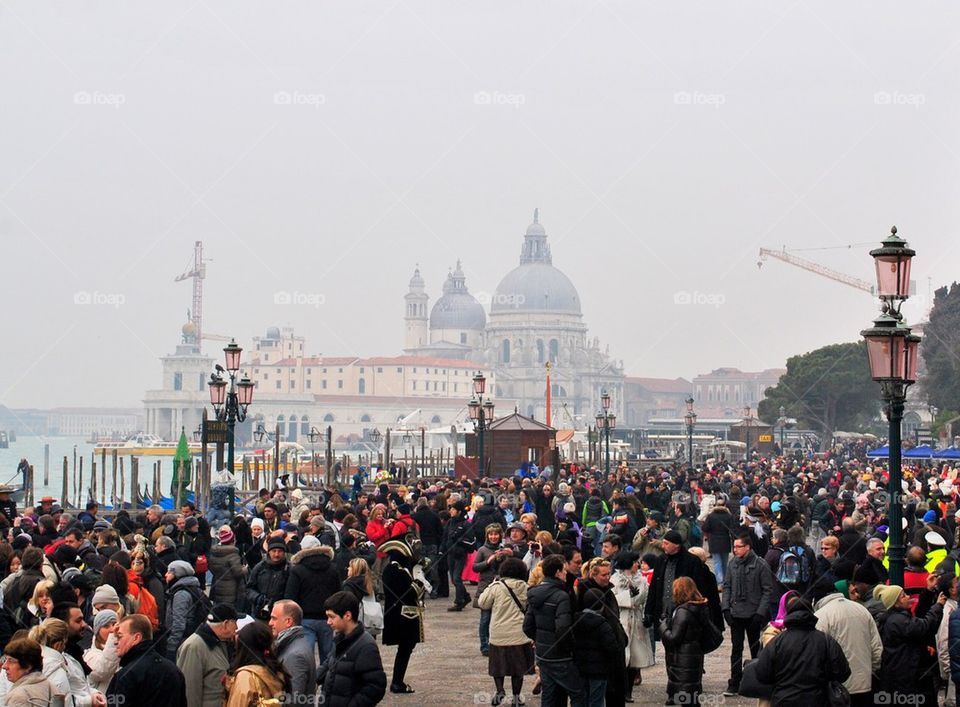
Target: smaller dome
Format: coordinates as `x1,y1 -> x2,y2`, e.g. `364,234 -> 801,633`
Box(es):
265,326 -> 281,340
181,321 -> 197,337
526,221 -> 546,237
429,260 -> 486,331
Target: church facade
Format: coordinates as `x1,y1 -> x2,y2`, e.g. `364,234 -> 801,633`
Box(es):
406,211 -> 625,424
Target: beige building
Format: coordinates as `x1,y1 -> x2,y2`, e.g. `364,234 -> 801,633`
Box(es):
692,367 -> 786,418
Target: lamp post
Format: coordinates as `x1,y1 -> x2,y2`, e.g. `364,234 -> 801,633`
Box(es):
207,339 -> 254,517
468,372 -> 494,476
684,396 -> 697,468
861,226 -> 918,587
369,428 -> 382,467
596,389 -> 616,474
778,405 -> 787,452
742,405 -> 752,462
254,422 -> 282,480
307,426 -> 322,483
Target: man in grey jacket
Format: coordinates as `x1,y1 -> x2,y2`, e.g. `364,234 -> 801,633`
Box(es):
812,577 -> 882,707
270,599 -> 318,706
722,531 -> 773,696
176,603 -> 238,707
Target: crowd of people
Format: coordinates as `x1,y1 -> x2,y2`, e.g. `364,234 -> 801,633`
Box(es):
2,447 -> 960,706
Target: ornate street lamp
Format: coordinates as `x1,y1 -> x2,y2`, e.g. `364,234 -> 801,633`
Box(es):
206,339 -> 254,516
597,391 -> 615,474
684,396 -> 697,468
861,226 -> 918,587
307,426 -> 322,473
469,372 -> 494,476
742,405 -> 752,462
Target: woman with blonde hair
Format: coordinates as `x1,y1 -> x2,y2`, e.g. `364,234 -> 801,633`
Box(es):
28,618 -> 72,706
25,579 -> 55,628
343,558 -> 382,638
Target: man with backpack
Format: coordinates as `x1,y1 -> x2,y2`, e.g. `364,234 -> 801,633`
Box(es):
163,560 -> 210,660
775,525 -> 816,596
722,532 -> 773,697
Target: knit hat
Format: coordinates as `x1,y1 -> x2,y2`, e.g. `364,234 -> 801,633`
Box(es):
166,560 -> 196,579
267,538 -> 287,552
300,535 -> 321,550
923,510 -> 937,523
92,585 -> 120,606
309,516 -> 326,530
663,530 -> 684,546
926,531 -> 947,547
397,503 -> 412,515
563,502 -> 576,514
624,486 -> 635,494
208,603 -> 239,623
251,518 -> 265,531
218,527 -> 235,544
873,584 -> 904,611
93,609 -> 118,633
93,520 -> 111,531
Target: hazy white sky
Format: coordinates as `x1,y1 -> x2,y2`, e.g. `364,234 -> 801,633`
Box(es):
2,2 -> 958,408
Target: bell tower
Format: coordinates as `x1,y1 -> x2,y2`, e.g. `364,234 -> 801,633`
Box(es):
404,265 -> 429,352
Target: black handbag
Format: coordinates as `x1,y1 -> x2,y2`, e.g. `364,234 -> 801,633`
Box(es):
826,680 -> 850,707
738,659 -> 773,699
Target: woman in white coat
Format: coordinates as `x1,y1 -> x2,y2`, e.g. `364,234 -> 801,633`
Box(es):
611,551 -> 654,702
28,618 -> 73,707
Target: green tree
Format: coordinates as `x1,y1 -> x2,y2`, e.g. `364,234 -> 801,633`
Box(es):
758,341 -> 877,445
921,282 -> 960,413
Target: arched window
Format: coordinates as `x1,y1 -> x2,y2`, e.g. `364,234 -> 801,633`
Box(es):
431,414 -> 442,424
359,378 -> 366,394
549,339 -> 559,364
288,415 -> 298,442
360,414 -> 372,423
300,416 -> 309,435
276,415 -> 285,428
537,339 -> 545,364
323,413 -> 335,422
502,339 -> 510,363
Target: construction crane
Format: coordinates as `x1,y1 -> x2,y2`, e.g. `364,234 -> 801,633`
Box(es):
757,246 -> 875,294
174,241 -> 233,348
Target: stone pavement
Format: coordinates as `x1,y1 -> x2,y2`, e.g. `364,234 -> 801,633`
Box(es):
378,595 -> 754,707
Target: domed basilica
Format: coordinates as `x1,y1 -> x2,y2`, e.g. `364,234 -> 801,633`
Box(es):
405,211 -> 624,423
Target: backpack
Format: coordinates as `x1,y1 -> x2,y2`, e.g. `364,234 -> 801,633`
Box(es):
130,582 -> 160,629
776,545 -> 810,586
357,595 -> 383,637
172,584 -> 213,638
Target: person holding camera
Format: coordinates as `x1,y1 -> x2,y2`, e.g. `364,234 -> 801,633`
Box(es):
473,524 -> 512,656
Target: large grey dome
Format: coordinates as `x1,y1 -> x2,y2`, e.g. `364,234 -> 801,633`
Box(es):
490,210 -> 582,315
429,260 -> 486,330
491,263 -> 581,314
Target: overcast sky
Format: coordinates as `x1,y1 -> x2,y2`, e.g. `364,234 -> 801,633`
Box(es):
2,2 -> 958,409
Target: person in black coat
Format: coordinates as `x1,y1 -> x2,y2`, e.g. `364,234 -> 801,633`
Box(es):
441,502 -> 473,610
575,559 -> 628,707
644,531 -> 723,632
753,599 -> 850,707
876,583 -> 946,706
837,517 -> 867,567
411,500 -> 444,597
284,539 -> 341,664
318,591 -> 387,707
246,538 -> 290,619
380,539 -> 423,694
659,577 -> 711,707
701,501 -> 736,583
574,587 -> 621,707
106,614 -> 187,707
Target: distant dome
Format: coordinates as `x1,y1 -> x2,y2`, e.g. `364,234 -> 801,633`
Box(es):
265,326 -> 281,340
490,211 -> 582,316
429,260 -> 486,330
492,263 -> 581,314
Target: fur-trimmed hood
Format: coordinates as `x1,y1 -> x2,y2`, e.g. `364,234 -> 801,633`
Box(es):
291,544 -> 334,565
